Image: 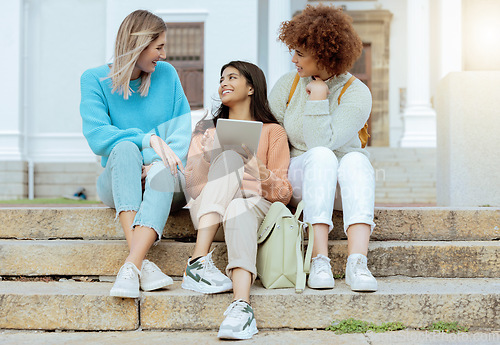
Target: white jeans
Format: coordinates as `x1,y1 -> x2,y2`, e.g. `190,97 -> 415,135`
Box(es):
288,147 -> 375,234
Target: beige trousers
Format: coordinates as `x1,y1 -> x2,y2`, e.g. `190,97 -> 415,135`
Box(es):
189,151 -> 271,282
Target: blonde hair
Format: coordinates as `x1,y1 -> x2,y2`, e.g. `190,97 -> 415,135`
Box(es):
109,10 -> 166,99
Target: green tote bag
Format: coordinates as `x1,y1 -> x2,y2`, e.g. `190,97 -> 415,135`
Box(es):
256,201 -> 314,293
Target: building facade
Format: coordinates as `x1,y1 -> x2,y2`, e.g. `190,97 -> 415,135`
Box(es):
1,0 -> 496,200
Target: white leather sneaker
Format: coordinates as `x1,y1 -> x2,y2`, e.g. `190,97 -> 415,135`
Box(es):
140,260 -> 173,291
110,262 -> 141,298
345,253 -> 378,292
307,254 -> 335,289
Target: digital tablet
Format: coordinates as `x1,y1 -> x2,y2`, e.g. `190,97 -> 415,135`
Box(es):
215,119 -> 263,155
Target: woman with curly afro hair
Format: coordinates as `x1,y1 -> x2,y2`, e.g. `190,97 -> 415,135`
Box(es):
269,4 -> 377,292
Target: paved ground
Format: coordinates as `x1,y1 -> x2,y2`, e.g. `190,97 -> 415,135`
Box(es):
0,330 -> 498,344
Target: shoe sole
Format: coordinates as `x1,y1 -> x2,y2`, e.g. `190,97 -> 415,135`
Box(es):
218,321 -> 258,340
345,277 -> 377,292
110,288 -> 140,298
141,278 -> 174,292
347,281 -> 378,292
307,278 -> 335,289
181,277 -> 232,294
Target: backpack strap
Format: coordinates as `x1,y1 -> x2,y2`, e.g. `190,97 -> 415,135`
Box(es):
286,73 -> 300,108
338,75 -> 357,105
293,201 -> 314,293
338,75 -> 371,148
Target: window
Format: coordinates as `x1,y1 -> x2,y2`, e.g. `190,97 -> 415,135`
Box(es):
165,22 -> 204,109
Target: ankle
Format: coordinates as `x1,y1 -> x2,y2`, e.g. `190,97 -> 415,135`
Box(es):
191,252 -> 208,261
233,298 -> 250,305
189,256 -> 203,264
124,260 -> 141,271
347,253 -> 367,262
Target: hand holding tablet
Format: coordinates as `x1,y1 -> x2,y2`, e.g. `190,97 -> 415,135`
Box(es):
215,119 -> 263,156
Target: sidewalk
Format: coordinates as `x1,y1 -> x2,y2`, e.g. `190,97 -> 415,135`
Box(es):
0,330 -> 498,345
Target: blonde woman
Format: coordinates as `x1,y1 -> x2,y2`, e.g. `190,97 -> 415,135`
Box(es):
80,10 -> 191,298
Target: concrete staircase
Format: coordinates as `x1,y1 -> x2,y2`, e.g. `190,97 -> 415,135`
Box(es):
368,147 -> 436,205
0,206 -> 499,332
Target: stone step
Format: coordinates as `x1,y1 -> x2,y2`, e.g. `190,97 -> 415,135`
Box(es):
1,207 -> 498,241
0,240 -> 498,278
1,278 -> 498,331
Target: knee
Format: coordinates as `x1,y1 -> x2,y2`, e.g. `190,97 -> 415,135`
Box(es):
111,141 -> 142,162
224,198 -> 248,220
339,152 -> 373,176
304,146 -> 338,169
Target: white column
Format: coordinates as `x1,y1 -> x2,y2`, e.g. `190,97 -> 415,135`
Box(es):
439,0 -> 462,79
400,0 -> 436,147
0,0 -> 24,160
267,0 -> 292,88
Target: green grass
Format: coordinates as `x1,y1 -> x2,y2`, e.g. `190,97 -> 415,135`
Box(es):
0,198 -> 101,205
333,273 -> 345,279
421,321 -> 468,333
326,318 -> 406,334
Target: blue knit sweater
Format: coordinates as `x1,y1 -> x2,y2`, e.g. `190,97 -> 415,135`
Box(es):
80,61 -> 191,167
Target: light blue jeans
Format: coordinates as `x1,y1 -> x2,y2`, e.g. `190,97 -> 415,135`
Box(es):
97,141 -> 186,240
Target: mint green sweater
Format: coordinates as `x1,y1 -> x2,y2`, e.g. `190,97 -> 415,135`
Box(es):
269,71 -> 372,159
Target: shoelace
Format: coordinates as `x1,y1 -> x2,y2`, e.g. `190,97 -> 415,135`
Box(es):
223,300 -> 248,321
313,256 -> 331,275
119,264 -> 137,280
203,251 -> 222,275
142,261 -> 158,274
352,257 -> 373,277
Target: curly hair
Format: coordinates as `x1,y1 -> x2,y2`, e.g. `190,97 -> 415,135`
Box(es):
278,4 -> 363,76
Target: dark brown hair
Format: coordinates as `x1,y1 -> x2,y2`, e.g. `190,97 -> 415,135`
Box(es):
278,4 -> 363,76
194,61 -> 278,134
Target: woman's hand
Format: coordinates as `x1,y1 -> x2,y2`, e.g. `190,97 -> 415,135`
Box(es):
200,129 -> 215,162
150,135 -> 184,176
306,77 -> 329,101
241,144 -> 270,180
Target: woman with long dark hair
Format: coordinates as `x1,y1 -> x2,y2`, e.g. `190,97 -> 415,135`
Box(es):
183,61 -> 292,340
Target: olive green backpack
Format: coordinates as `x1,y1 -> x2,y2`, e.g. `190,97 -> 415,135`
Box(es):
256,201 -> 314,293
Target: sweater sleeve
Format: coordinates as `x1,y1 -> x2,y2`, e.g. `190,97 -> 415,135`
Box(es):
184,131 -> 211,199
163,76 -> 192,166
303,79 -> 372,150
80,70 -> 146,157
260,126 -> 293,204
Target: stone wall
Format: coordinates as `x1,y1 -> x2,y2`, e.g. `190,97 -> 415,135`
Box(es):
0,161 -> 28,200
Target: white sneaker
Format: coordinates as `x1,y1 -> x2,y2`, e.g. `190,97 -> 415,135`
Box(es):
181,250 -> 232,294
110,262 -> 141,298
140,260 -> 173,291
307,254 -> 335,289
218,300 -> 258,340
345,253 -> 378,292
